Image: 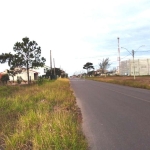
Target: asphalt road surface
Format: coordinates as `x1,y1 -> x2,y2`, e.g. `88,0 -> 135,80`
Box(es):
70,78 -> 150,150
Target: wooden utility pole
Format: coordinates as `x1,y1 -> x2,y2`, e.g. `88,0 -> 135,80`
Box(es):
53,58 -> 56,76
50,50 -> 52,75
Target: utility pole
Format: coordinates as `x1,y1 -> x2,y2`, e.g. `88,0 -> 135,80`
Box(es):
53,58 -> 56,77
50,50 -> 52,77
117,37 -> 120,75
132,50 -> 135,79
121,45 -> 144,79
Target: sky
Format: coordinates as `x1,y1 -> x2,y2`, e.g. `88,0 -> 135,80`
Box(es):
0,0 -> 150,76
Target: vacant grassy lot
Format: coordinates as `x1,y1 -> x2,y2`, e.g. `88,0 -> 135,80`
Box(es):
86,76 -> 150,90
0,79 -> 88,150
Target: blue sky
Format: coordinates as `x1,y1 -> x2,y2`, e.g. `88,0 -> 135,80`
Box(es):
0,0 -> 150,75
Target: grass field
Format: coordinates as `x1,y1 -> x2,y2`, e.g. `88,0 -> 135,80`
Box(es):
86,76 -> 150,90
0,79 -> 88,150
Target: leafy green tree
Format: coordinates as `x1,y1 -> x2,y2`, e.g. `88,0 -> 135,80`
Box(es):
45,68 -> 65,79
61,70 -> 68,78
83,62 -> 94,75
88,70 -> 95,76
0,37 -> 46,84
54,68 -> 63,77
99,58 -> 111,74
0,53 -> 15,67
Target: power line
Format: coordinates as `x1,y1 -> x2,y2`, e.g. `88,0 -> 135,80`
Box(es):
136,50 -> 150,52
120,54 -> 131,60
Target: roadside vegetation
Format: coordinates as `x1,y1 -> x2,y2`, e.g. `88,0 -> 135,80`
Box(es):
0,79 -> 88,150
86,76 -> 150,90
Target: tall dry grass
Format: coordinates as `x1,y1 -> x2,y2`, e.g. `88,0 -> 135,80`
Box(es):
86,76 -> 150,90
0,79 -> 88,150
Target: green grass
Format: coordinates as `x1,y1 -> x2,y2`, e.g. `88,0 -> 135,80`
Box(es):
0,79 -> 88,150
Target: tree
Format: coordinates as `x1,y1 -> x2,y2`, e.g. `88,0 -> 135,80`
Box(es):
45,68 -> 61,78
109,67 -> 117,75
45,68 -> 67,79
83,62 -> 94,75
61,70 -> 68,78
0,37 -> 46,84
99,58 -> 111,74
0,52 -> 13,64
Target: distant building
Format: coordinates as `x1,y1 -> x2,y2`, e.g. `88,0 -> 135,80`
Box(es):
120,58 -> 150,76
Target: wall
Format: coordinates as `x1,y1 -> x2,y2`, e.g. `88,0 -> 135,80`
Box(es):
120,59 -> 150,76
9,70 -> 37,81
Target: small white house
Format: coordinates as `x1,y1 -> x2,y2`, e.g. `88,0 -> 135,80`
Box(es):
8,68 -> 39,81
1,65 -> 51,82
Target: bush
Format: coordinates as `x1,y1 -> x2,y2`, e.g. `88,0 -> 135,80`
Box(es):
17,76 -> 22,84
0,74 -> 9,85
36,76 -> 44,85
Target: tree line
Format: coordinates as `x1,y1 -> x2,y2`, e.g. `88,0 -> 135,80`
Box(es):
83,58 -> 116,76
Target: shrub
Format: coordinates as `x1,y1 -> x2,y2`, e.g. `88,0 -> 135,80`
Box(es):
0,74 -> 9,85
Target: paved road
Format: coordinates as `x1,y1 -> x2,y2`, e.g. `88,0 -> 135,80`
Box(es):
70,78 -> 150,150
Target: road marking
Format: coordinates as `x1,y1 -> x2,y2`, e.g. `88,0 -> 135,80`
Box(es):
72,79 -> 150,103
88,80 -> 150,103
70,79 -> 85,81
103,86 -> 150,103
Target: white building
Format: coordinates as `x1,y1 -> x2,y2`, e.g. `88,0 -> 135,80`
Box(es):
32,65 -> 50,76
120,58 -> 150,76
9,68 -> 38,81
1,65 -> 50,82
